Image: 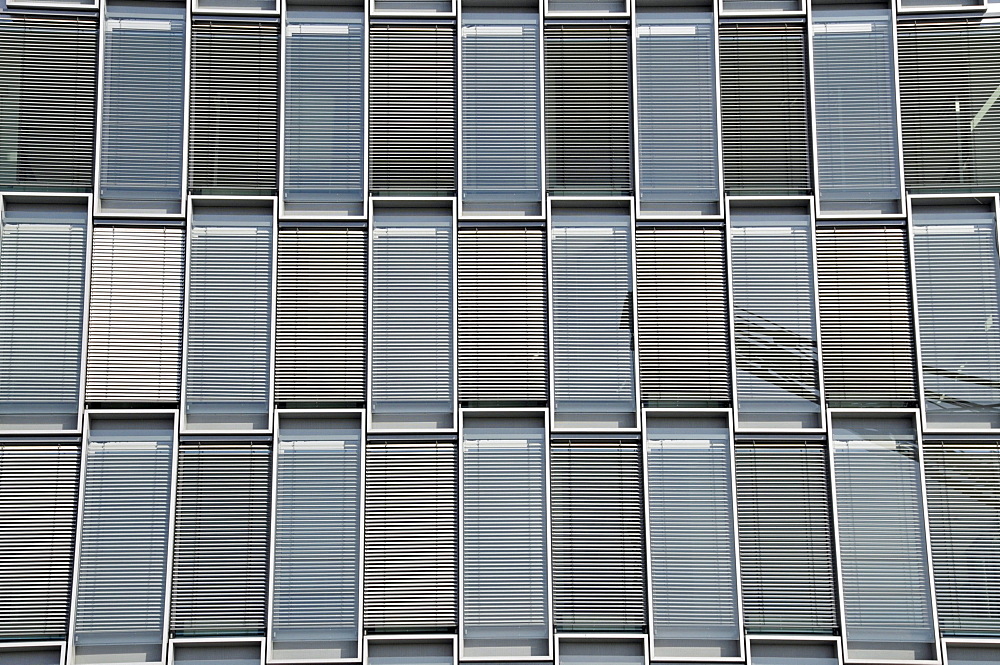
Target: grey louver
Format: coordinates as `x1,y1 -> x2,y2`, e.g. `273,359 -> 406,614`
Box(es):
0,14 -> 97,191
816,226 -> 917,405
923,440 -> 1000,636
86,225 -> 185,404
75,422 -> 173,647
0,443 -> 80,640
457,227 -> 547,403
636,226 -> 729,405
550,439 -> 645,632
189,20 -> 279,194
284,14 -> 364,208
719,20 -> 810,195
897,18 -> 1000,192
364,439 -> 457,632
171,441 -> 271,636
544,22 -> 632,196
275,227 -> 365,404
0,206 -> 87,417
100,7 -> 185,210
734,440 -> 837,633
369,22 -> 456,196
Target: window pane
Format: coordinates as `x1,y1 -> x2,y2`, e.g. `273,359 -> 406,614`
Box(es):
100,2 -> 185,213
813,8 -> 901,214
463,415 -> 548,657
551,206 -> 636,428
832,416 -> 936,662
371,206 -> 454,429
75,417 -> 173,662
636,9 -> 719,215
730,206 -> 820,428
912,204 -> 1000,429
461,11 -> 541,214
647,415 -> 740,660
272,417 -> 361,660
0,201 -> 87,431
284,10 -> 364,214
185,204 -> 273,430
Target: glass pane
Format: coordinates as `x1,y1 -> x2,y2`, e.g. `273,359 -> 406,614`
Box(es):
100,2 -> 185,213
185,205 -> 272,430
0,202 -> 87,431
812,9 -> 901,214
371,206 -> 453,428
272,417 -> 361,660
461,11 -> 541,214
462,415 -> 548,658
646,415 -> 740,659
550,207 -> 635,427
912,205 -> 1000,429
284,10 -> 364,213
730,207 -> 821,428
832,416 -> 936,661
75,417 -> 173,663
636,10 -> 720,215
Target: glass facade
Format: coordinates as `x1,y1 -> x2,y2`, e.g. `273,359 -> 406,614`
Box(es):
3,0 -> 1000,662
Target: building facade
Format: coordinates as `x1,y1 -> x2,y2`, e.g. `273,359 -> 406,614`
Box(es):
0,0 -> 999,662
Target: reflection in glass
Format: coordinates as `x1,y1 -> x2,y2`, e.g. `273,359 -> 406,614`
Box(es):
730,207 -> 821,428
832,416 -> 935,661
100,2 -> 185,213
550,207 -> 636,427
284,9 -> 364,214
462,416 -> 548,657
912,205 -> 1000,429
636,9 -> 720,215
812,8 -> 901,214
646,415 -> 740,659
461,11 -> 541,215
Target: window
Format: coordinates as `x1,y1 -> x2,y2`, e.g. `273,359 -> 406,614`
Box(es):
99,2 -> 185,213
284,9 -> 364,215
461,10 -> 541,215
550,204 -> 636,428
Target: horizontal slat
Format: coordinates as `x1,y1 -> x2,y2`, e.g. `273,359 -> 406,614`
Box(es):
544,22 -> 632,196
735,440 -> 838,633
923,440 -> 1000,636
817,227 -> 916,404
898,18 -> 1000,192
189,20 -> 279,192
551,440 -> 645,632
0,444 -> 80,640
364,440 -> 457,631
170,441 -> 271,636
720,21 -> 810,195
0,14 -> 97,191
86,226 -> 184,403
275,228 -> 365,403
457,227 -> 547,402
636,227 -> 729,404
369,22 -> 456,195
